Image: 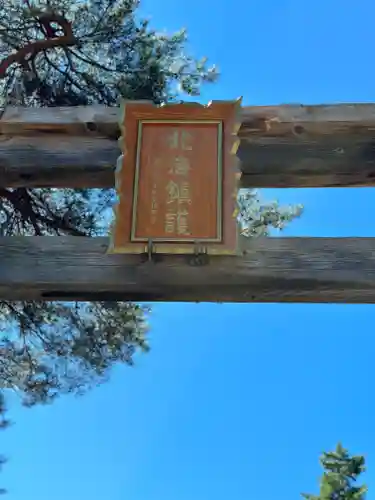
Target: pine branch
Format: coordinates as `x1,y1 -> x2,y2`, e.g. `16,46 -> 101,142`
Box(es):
0,11 -> 77,77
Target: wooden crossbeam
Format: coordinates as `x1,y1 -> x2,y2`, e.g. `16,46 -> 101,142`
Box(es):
1,103 -> 375,188
1,236 -> 375,303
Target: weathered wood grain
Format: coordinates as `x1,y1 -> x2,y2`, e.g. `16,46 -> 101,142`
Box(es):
0,136 -> 117,188
238,135 -> 375,188
0,105 -> 119,137
1,236 -> 375,303
2,103 -> 375,188
3,103 -> 375,136
2,134 -> 375,188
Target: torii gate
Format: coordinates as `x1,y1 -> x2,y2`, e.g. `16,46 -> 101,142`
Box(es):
0,102 -> 373,303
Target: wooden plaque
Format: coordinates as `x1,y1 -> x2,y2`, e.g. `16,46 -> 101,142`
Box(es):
109,100 -> 242,255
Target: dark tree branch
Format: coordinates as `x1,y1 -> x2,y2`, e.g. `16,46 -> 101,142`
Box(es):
0,12 -> 77,77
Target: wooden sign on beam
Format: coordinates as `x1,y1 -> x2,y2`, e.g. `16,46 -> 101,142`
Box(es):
109,100 -> 242,255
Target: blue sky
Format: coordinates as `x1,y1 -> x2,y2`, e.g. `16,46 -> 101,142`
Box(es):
3,0 -> 375,499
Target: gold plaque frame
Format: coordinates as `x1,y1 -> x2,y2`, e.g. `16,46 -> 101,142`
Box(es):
109,99 -> 242,255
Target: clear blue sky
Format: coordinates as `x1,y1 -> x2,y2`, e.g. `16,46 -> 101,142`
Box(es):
3,1 -> 375,499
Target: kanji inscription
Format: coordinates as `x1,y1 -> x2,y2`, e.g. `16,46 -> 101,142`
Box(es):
111,100 -> 241,255
132,123 -> 221,242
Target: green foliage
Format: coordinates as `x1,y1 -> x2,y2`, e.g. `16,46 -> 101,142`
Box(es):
0,0 -> 218,107
302,443 -> 367,500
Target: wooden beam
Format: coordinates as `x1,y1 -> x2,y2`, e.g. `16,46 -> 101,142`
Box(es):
1,104 -> 375,188
0,136 -> 117,188
1,236 -> 375,303
0,105 -> 119,137
238,135 -> 375,188
3,103 -> 375,137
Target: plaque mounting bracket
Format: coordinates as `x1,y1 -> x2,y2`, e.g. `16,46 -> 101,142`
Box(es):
145,239 -> 156,262
139,239 -> 158,264
188,241 -> 210,267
